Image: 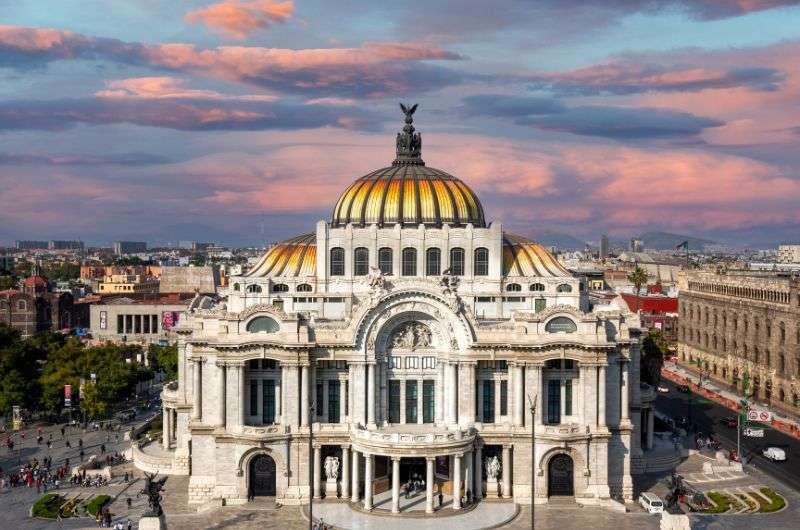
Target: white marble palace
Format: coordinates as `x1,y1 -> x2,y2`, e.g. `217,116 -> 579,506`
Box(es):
140,105 -> 653,513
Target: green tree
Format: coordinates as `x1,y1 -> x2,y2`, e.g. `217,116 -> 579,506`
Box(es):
641,330 -> 667,386
627,265 -> 649,313
0,324 -> 49,414
43,262 -> 80,282
0,275 -> 16,290
80,380 -> 106,419
149,344 -> 178,381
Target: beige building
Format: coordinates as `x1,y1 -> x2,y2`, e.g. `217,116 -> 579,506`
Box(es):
97,273 -> 159,294
678,268 -> 800,413
135,111 -> 651,514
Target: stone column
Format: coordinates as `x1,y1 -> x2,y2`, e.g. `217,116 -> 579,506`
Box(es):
313,445 -> 322,499
621,360 -> 629,422
435,361 -> 445,423
364,454 -> 374,510
582,365 -> 592,425
513,364 -> 524,426
275,378 -> 282,424
465,449 -> 474,499
321,380 -> 329,423
501,445 -> 512,498
417,379 -> 424,424
367,363 -> 376,426
283,365 -> 299,428
474,444 -> 482,499
426,457 -> 435,513
598,364 -> 607,428
216,362 -> 226,428
647,408 -> 655,450
341,446 -> 350,499
162,407 -> 170,449
391,456 -> 401,513
448,363 -> 458,424
459,362 -> 476,425
453,453 -> 462,510
351,450 -> 360,503
526,363 -> 541,426
238,364 -> 246,428
191,359 -> 202,421
476,379 -> 484,422
301,365 -> 310,427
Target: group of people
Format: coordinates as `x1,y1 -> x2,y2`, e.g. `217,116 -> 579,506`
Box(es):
0,456 -> 71,493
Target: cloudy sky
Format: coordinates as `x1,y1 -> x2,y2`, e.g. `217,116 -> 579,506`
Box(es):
1,0 -> 800,248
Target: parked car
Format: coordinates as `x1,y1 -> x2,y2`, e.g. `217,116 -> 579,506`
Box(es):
676,384 -> 690,393
639,492 -> 665,514
762,447 -> 787,461
657,385 -> 670,393
720,416 -> 737,428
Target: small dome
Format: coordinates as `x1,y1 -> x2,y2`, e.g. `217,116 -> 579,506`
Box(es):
245,233 -> 316,278
502,233 -> 570,278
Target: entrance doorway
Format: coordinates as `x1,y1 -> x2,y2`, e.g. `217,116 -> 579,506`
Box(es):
249,454 -> 277,497
547,454 -> 574,497
399,457 -> 426,482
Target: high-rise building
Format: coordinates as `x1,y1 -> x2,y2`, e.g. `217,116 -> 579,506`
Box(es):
15,240 -> 48,250
113,241 -> 147,255
48,240 -> 84,251
600,234 -> 609,259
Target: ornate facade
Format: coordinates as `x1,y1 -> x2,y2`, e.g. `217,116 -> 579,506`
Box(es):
678,268 -> 800,412
142,107 -> 647,513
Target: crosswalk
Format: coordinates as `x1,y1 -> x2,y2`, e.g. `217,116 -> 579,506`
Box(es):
682,470 -> 747,484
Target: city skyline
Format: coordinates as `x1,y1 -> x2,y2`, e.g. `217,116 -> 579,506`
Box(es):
2,1 -> 800,247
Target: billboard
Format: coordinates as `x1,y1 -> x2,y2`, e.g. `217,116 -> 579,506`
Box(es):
64,384 -> 72,407
162,311 -> 181,330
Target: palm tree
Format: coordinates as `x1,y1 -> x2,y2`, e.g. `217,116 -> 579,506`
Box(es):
627,265 -> 648,313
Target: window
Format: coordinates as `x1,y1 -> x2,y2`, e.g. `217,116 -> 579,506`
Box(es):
556,283 -> 573,293
426,248 -> 441,276
530,283 -> 545,292
250,381 -> 258,417
405,356 -> 419,369
328,380 -> 341,423
476,296 -> 494,302
474,248 -> 489,276
297,283 -> 312,292
246,316 -> 280,333
330,247 -> 345,276
262,382 -> 276,424
547,379 -> 561,424
390,356 -> 402,369
378,247 -> 393,275
423,380 -> 435,423
534,298 -> 547,313
450,248 -> 465,276
272,283 -> 288,293
406,380 -> 418,423
482,380 -> 495,423
388,380 -> 401,423
565,379 -> 572,416
246,284 -> 262,293
117,314 -> 123,334
422,356 -> 436,369
500,380 -> 508,416
506,283 -> 521,292
315,382 -> 324,419
545,316 -> 577,333
402,248 -> 417,276
354,247 -> 369,276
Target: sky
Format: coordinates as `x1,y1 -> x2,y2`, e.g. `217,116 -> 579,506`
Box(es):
1,0 -> 800,248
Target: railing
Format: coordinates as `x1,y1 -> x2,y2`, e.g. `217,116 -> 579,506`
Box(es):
351,426 -> 474,446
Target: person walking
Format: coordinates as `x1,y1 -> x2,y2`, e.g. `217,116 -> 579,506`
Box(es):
438,491 -> 443,508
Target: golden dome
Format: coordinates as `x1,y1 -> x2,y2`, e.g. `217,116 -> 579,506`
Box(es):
332,102 -> 485,228
502,233 -> 570,278
245,233 -> 316,278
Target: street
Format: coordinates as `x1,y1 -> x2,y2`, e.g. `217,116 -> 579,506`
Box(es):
656,378 -> 800,493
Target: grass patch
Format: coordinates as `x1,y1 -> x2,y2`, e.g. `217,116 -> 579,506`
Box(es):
702,491 -> 732,514
757,488 -> 786,513
735,493 -> 757,511
59,495 -> 83,518
32,494 -> 66,519
86,495 -> 111,517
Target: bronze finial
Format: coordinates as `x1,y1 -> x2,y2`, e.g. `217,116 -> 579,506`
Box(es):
394,102 -> 424,166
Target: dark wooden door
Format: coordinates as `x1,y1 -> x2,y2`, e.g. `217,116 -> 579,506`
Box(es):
250,454 -> 276,496
548,454 -> 574,496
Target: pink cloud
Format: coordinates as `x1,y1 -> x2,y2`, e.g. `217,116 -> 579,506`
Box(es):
186,0 -> 294,39
95,76 -> 277,101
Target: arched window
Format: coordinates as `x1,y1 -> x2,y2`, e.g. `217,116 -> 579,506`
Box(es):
233,283 -> 240,291
402,248 -> 417,276
246,284 -> 262,294
474,247 -> 489,276
506,283 -> 521,292
449,248 -> 465,276
378,247 -> 393,275
17,299 -> 27,311
330,247 -> 345,276
354,247 -> 369,276
556,283 -> 573,293
297,283 -> 312,292
426,248 -> 441,276
271,283 -> 288,293
246,316 -> 280,333
545,316 -> 577,333
530,283 -> 545,292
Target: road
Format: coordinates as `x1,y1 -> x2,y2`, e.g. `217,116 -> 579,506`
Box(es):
656,378 -> 800,492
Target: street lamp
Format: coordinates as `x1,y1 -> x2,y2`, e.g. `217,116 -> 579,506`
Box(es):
527,394 -> 538,529
308,401 -> 316,530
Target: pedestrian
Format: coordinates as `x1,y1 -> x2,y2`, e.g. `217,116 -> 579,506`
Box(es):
438,491 -> 443,508
60,427 -> 65,438
101,443 -> 106,455
127,521 -> 132,530
126,497 -> 132,509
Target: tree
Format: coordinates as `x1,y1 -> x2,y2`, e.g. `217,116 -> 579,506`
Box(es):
0,275 -> 16,290
80,380 -> 106,419
641,330 -> 667,386
627,265 -> 649,313
149,344 -> 178,382
0,324 -> 49,414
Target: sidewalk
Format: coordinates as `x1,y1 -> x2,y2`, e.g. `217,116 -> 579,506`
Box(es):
662,362 -> 800,440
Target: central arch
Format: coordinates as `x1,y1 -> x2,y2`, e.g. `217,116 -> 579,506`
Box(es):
249,453 -> 276,497
547,454 -> 574,497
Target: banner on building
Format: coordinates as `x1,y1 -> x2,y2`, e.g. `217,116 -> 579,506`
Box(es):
162,311 -> 181,330
99,310 -> 107,330
64,384 -> 72,407
747,409 -> 772,423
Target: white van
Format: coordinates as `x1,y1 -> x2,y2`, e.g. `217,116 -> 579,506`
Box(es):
763,447 -> 787,461
639,492 -> 665,514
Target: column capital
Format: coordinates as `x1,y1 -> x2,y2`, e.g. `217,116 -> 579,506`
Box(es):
502,444 -> 513,450
364,453 -> 373,461
215,360 -> 227,368
340,443 -> 352,450
525,361 -> 545,368
227,361 -> 246,367
425,456 -> 436,463
391,455 -> 402,462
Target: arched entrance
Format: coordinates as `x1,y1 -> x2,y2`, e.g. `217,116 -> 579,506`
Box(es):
547,454 -> 574,497
249,454 -> 276,497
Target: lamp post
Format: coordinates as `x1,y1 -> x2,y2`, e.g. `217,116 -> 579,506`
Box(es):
308,401 -> 316,530
527,394 -> 538,529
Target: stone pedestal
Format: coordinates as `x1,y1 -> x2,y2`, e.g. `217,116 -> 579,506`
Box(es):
139,515 -> 165,530
325,478 -> 339,498
486,477 -> 500,498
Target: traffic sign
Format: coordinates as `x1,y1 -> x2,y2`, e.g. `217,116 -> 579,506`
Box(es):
747,409 -> 772,423
743,427 -> 765,438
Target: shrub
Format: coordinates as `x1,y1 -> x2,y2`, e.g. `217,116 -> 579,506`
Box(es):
758,488 -> 786,513
86,495 -> 112,517
31,494 -> 65,519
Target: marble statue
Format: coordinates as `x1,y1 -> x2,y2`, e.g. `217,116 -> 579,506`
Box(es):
324,456 -> 340,481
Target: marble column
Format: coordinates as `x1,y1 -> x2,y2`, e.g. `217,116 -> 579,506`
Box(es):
453,453 -> 462,510
367,363 -> 376,426
474,444 -> 482,499
513,364 -> 524,426
275,378 -> 282,424
301,365 -> 310,427
526,363 -> 542,426
162,407 -> 170,449
466,449 -> 474,499
426,457 -> 435,513
391,456 -> 401,513
647,408 -> 655,450
435,361 -> 445,423
339,380 -> 347,423
417,379 -> 424,425
341,446 -> 350,499
364,454 -> 374,510
313,445 -> 322,499
238,364 -> 246,429
501,445 -> 512,498
351,450 -> 360,503
598,364 -> 607,428
621,360 -> 630,421
216,362 -> 226,428
448,363 -> 458,424
191,360 -> 202,421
